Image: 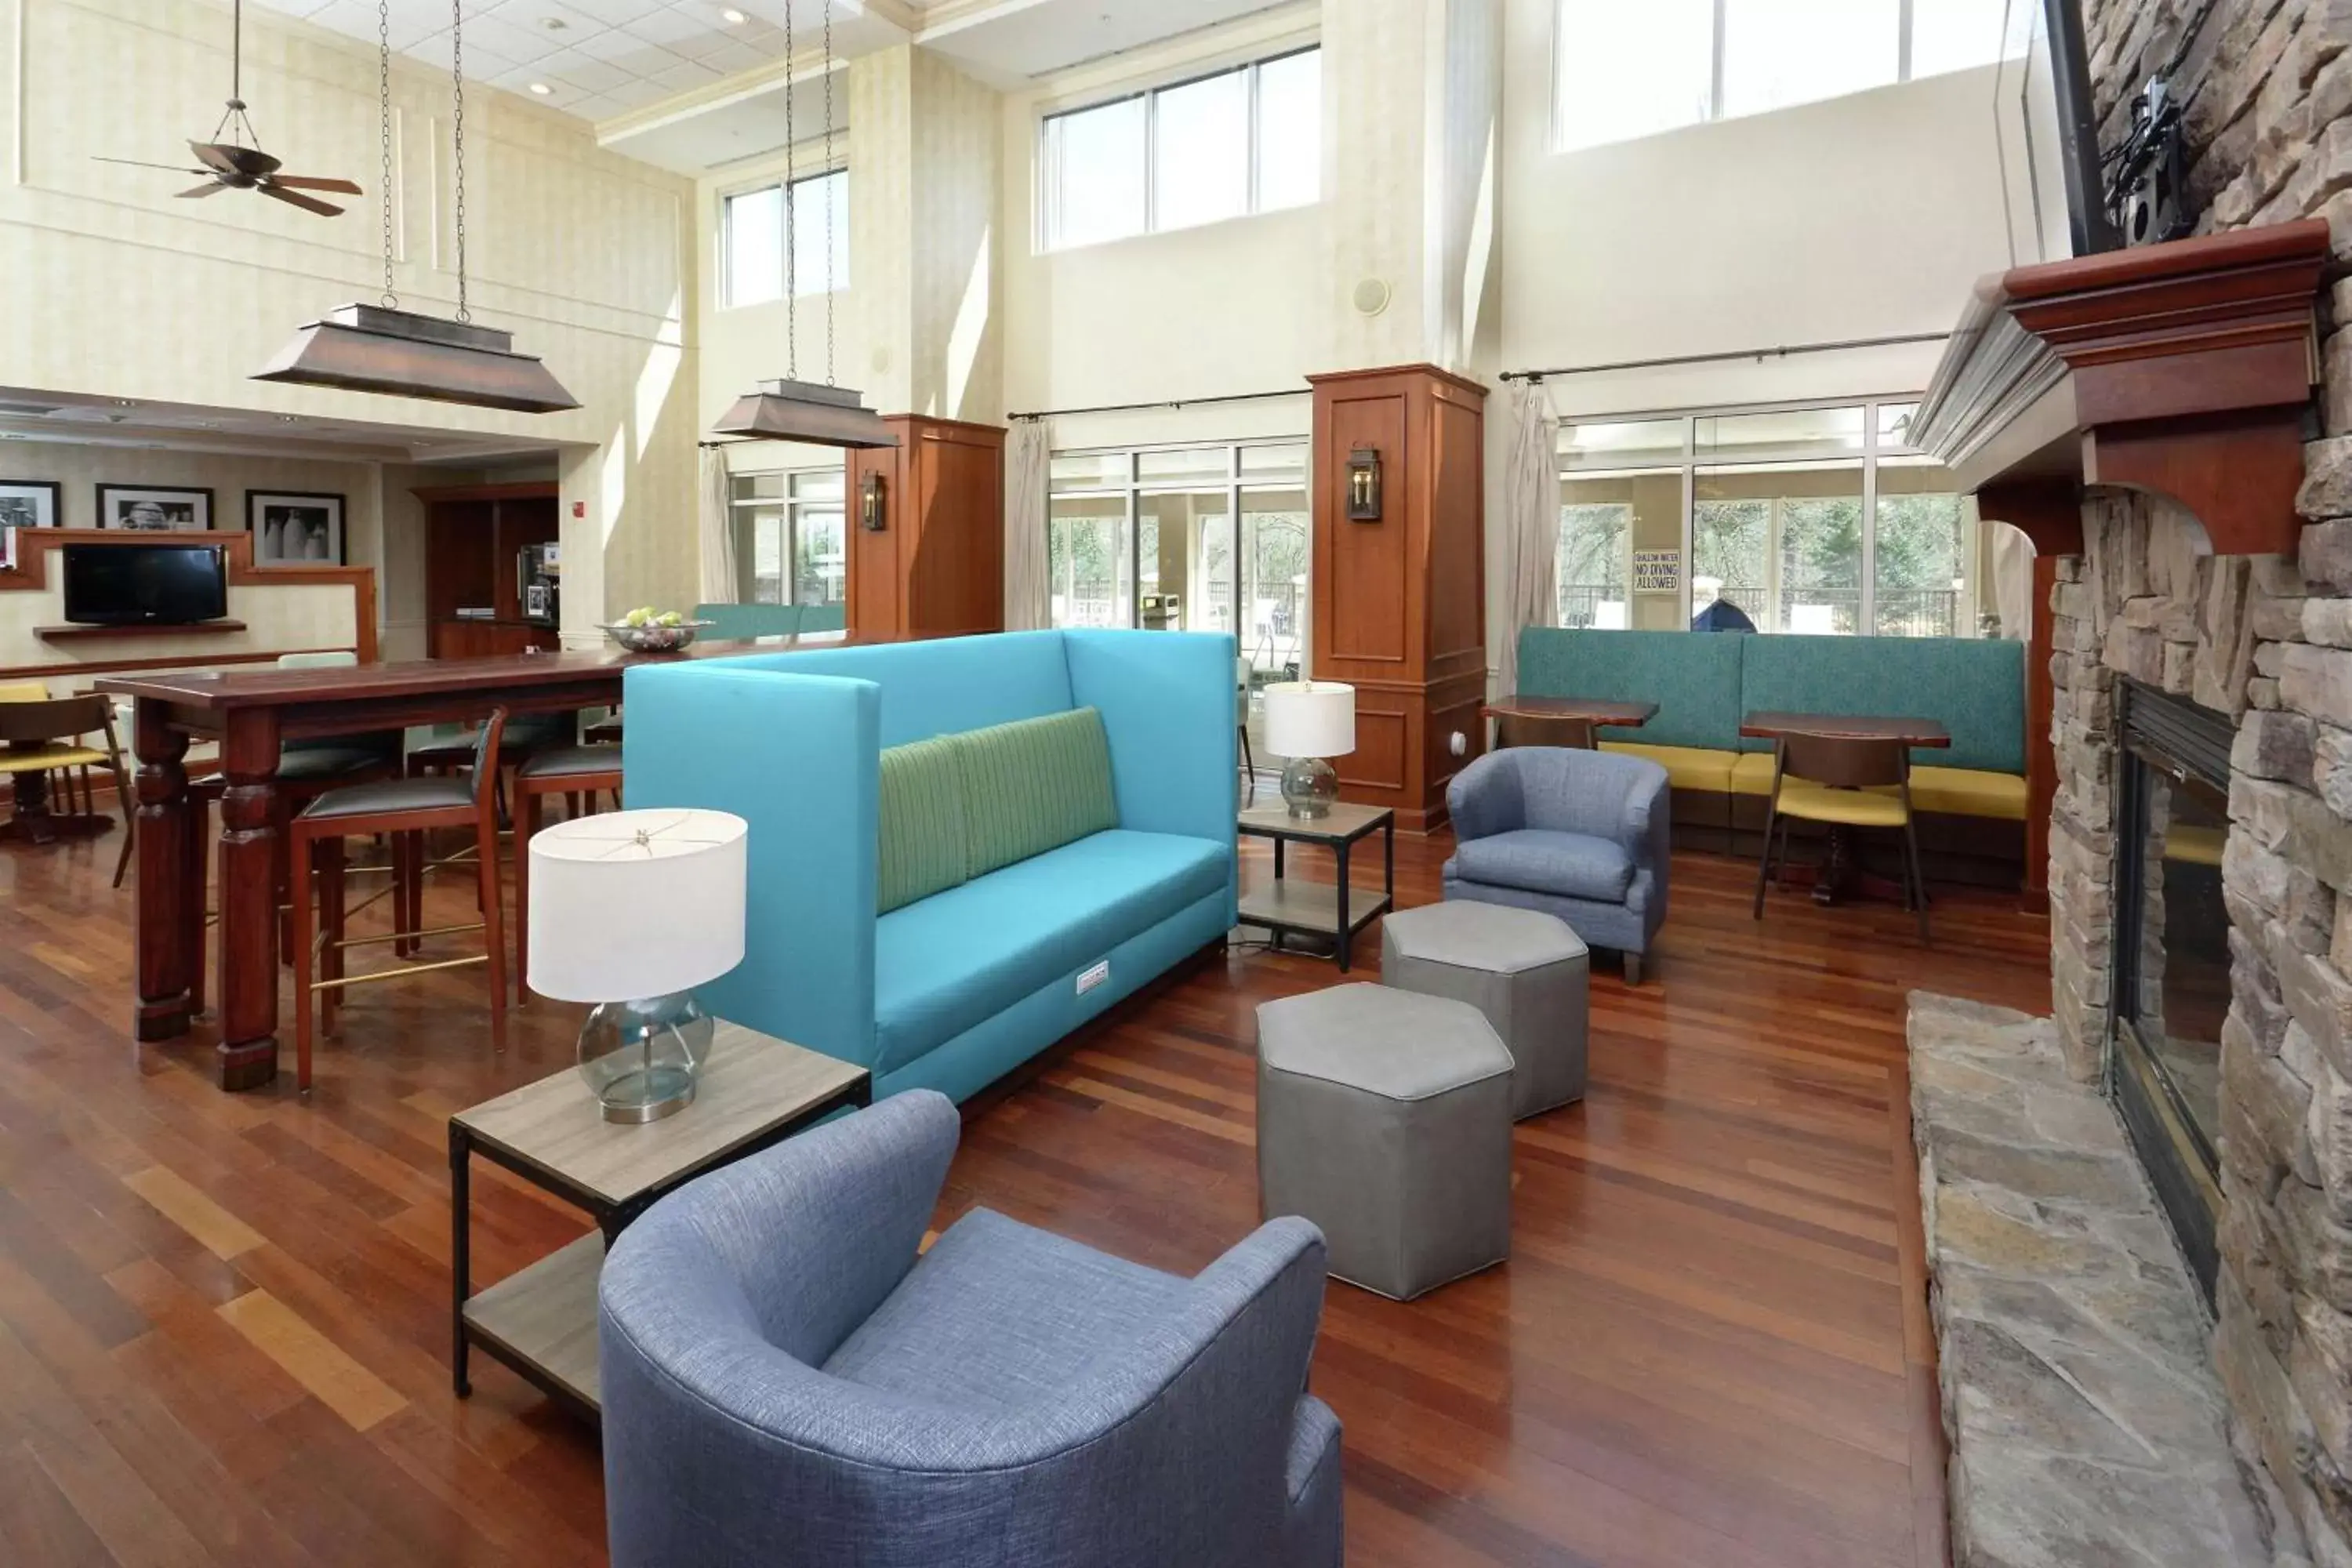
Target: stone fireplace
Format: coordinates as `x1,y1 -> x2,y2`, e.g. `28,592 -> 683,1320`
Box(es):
2045,480 -> 2352,1563
1905,0 -> 2352,1556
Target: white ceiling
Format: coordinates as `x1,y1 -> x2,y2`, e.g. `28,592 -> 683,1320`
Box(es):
255,0 -> 814,122
252,1 -> 1298,170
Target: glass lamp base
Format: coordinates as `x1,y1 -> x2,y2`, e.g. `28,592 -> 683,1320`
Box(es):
578,993 -> 713,1125
1279,755 -> 1339,818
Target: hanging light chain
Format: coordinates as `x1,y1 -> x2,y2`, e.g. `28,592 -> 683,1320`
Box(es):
379,0 -> 397,307
451,0 -> 470,324
823,0 -> 835,387
782,0 -> 797,379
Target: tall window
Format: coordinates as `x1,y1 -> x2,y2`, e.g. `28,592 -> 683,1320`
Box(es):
731,469 -> 846,606
723,169 -> 849,308
1555,0 -> 2031,152
1559,398 -> 2003,639
1040,47 -> 1320,251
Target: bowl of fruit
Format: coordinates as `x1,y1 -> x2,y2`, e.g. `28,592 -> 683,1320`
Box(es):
600,608 -> 715,653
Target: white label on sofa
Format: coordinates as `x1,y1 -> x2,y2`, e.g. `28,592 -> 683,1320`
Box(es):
1076,960 -> 1111,996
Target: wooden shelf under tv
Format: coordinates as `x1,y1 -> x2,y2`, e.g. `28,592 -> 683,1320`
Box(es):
35,619 -> 248,641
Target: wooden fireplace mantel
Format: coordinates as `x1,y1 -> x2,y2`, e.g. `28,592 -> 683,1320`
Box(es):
1911,219 -> 2329,557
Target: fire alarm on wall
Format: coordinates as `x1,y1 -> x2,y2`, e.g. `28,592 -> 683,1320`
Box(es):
572,500 -> 585,518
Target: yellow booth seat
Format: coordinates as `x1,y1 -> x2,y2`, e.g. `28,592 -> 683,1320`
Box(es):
1599,741 -> 1737,793
1730,751 -> 1777,796
1896,766 -> 2027,821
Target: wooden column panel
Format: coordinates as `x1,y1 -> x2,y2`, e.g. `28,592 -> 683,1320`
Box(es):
847,416 -> 1007,641
1308,365 -> 1489,833
1977,481 -> 2082,916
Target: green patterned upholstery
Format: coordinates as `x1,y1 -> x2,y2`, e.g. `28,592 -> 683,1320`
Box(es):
955,708 -> 1120,880
696,603 -> 804,639
877,736 -> 969,914
1515,628 -> 1746,750
1738,635 -> 2025,772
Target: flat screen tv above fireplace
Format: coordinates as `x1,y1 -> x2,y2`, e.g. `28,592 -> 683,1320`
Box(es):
60,543 -> 230,626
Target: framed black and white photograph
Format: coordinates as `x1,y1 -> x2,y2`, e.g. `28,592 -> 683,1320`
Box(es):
97,484 -> 212,532
246,490 -> 345,566
0,480 -> 61,534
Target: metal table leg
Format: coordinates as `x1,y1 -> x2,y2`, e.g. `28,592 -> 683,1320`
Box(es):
450,1123 -> 472,1398
1336,838 -> 1352,972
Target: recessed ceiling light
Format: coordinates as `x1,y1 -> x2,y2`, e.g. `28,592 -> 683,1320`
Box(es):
539,16 -> 568,31
529,82 -> 554,95
721,7 -> 748,21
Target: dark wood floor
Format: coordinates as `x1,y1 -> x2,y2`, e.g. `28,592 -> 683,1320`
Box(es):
0,806 -> 2051,1567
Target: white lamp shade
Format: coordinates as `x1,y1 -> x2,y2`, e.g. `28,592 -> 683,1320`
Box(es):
527,808 -> 748,1004
1261,681 -> 1356,758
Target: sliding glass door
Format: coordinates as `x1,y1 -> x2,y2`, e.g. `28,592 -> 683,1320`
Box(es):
1047,439 -> 1312,764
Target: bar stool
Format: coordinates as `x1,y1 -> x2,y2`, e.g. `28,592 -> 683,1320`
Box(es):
512,743 -> 624,1004
289,710 -> 510,1091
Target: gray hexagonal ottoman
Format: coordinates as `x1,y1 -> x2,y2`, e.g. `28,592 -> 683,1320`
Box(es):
1381,900 -> 1589,1120
1255,982 -> 1513,1301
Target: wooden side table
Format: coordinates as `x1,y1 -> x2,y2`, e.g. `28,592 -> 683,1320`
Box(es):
1236,800 -> 1396,971
449,1021 -> 870,1420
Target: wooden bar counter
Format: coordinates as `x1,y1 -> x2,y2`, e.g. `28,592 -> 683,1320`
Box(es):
102,633 -> 880,1091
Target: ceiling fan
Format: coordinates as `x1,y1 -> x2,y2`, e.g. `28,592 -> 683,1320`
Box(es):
93,0 -> 361,218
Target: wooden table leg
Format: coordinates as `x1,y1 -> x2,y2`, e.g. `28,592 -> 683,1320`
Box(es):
131,702 -> 194,1041
216,709 -> 284,1090
7,758 -> 56,844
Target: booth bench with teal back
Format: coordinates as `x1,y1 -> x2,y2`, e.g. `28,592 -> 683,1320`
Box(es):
1514,627 -> 2029,875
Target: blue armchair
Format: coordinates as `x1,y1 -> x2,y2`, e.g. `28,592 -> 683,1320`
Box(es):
1443,747 -> 1671,983
599,1091 -> 1344,1568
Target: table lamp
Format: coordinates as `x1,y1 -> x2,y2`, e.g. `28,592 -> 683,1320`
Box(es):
528,808 -> 748,1124
1261,680 -> 1355,819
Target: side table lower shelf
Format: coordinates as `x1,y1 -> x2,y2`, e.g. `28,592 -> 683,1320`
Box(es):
1239,881 -> 1392,956
463,1232 -> 606,1417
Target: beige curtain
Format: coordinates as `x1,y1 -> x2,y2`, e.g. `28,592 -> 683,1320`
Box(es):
1004,419 -> 1051,630
698,445 -> 737,606
1990,519 -> 2034,641
1496,379 -> 1561,697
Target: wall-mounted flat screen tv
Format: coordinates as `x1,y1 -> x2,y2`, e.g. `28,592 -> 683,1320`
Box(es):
61,543 -> 230,626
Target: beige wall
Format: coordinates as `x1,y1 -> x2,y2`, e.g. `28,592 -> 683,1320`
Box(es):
1500,0 -> 2028,414
0,0 -> 702,641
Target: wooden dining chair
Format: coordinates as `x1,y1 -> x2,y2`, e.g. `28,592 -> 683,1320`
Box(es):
1495,713 -> 1597,750
0,681 -> 109,825
512,742 -> 624,1004
1751,731 -> 1929,941
0,694 -> 136,885
289,709 -> 510,1092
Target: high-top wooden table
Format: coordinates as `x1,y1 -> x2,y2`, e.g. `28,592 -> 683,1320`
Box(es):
1482,695 -> 1657,748
101,633 -> 877,1091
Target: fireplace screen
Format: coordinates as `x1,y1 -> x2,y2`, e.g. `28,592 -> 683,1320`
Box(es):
2111,679 -> 2232,1298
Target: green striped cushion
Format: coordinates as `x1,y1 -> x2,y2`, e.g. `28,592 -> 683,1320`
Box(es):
954,707 -> 1118,880
877,735 -> 969,913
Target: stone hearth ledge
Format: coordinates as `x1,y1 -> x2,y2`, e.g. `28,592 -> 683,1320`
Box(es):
1910,991 -> 2306,1567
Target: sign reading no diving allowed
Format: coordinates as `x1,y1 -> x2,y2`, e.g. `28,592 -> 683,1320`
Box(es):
1632,550 -> 1682,595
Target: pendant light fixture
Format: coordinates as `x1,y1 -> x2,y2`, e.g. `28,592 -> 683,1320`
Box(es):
252,1 -> 579,414
711,0 -> 895,448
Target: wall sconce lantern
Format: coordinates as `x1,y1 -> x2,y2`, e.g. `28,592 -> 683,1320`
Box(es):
859,470 -> 887,532
1345,446 -> 1383,521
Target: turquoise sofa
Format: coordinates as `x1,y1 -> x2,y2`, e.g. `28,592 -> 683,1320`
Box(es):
620,630 -> 1240,1103
1515,627 -> 2029,879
